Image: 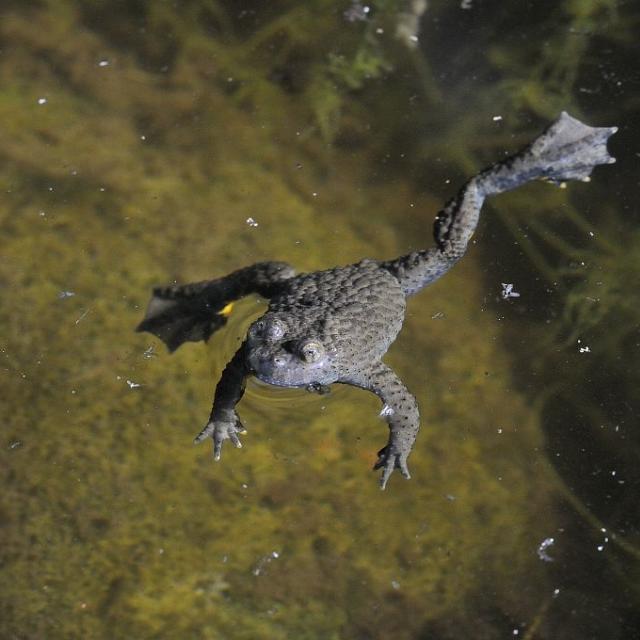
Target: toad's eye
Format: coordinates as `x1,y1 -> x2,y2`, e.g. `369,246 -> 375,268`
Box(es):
250,318 -> 286,342
300,340 -> 324,363
264,318 -> 286,342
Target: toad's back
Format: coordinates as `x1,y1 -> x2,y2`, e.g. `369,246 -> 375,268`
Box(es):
269,259 -> 406,368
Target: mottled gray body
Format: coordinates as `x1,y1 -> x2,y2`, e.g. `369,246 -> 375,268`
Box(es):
138,113 -> 617,489
256,261 -> 405,387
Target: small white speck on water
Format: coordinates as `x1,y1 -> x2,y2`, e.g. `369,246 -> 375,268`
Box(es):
39,210 -> 46,217
37,97 -> 47,105
98,59 -> 110,67
9,440 -> 23,450
126,379 -> 142,389
537,537 -> 555,562
492,114 -> 503,121
553,588 -> 561,597
391,580 -> 400,590
246,217 -> 259,227
58,290 -> 76,299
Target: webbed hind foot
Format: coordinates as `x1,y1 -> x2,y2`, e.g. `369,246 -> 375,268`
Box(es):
136,261 -> 295,352
526,111 -> 617,184
480,112 -> 618,195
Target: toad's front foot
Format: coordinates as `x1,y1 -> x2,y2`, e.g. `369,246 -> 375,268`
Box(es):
374,443 -> 411,490
194,411 -> 246,461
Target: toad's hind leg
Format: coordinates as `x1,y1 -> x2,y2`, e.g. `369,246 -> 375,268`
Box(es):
342,362 -> 420,490
136,261 -> 295,352
383,112 -> 618,295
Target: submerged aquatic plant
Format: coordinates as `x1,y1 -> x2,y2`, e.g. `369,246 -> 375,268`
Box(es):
559,227 -> 640,350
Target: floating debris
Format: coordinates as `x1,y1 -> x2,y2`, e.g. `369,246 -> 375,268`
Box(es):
501,282 -> 521,299
344,2 -> 370,22
126,379 -> 142,389
246,217 -> 259,227
597,528 -> 609,552
252,550 -> 281,576
577,338 -> 591,353
537,536 -> 555,562
58,290 -> 76,299
142,346 -> 156,359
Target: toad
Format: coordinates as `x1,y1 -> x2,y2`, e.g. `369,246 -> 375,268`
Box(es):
137,113 -> 617,488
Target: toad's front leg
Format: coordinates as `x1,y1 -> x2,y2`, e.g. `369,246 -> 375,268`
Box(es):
343,361 -> 420,490
194,342 -> 250,460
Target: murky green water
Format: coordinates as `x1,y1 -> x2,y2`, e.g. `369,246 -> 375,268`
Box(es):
2,2 -> 638,638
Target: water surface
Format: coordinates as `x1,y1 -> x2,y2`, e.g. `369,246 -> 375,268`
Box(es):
1,2 -> 638,638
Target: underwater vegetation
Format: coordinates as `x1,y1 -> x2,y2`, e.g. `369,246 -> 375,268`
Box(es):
419,1 -> 640,627
0,0 -> 638,638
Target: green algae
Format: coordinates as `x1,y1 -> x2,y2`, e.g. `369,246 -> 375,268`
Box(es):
0,2 -> 637,639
